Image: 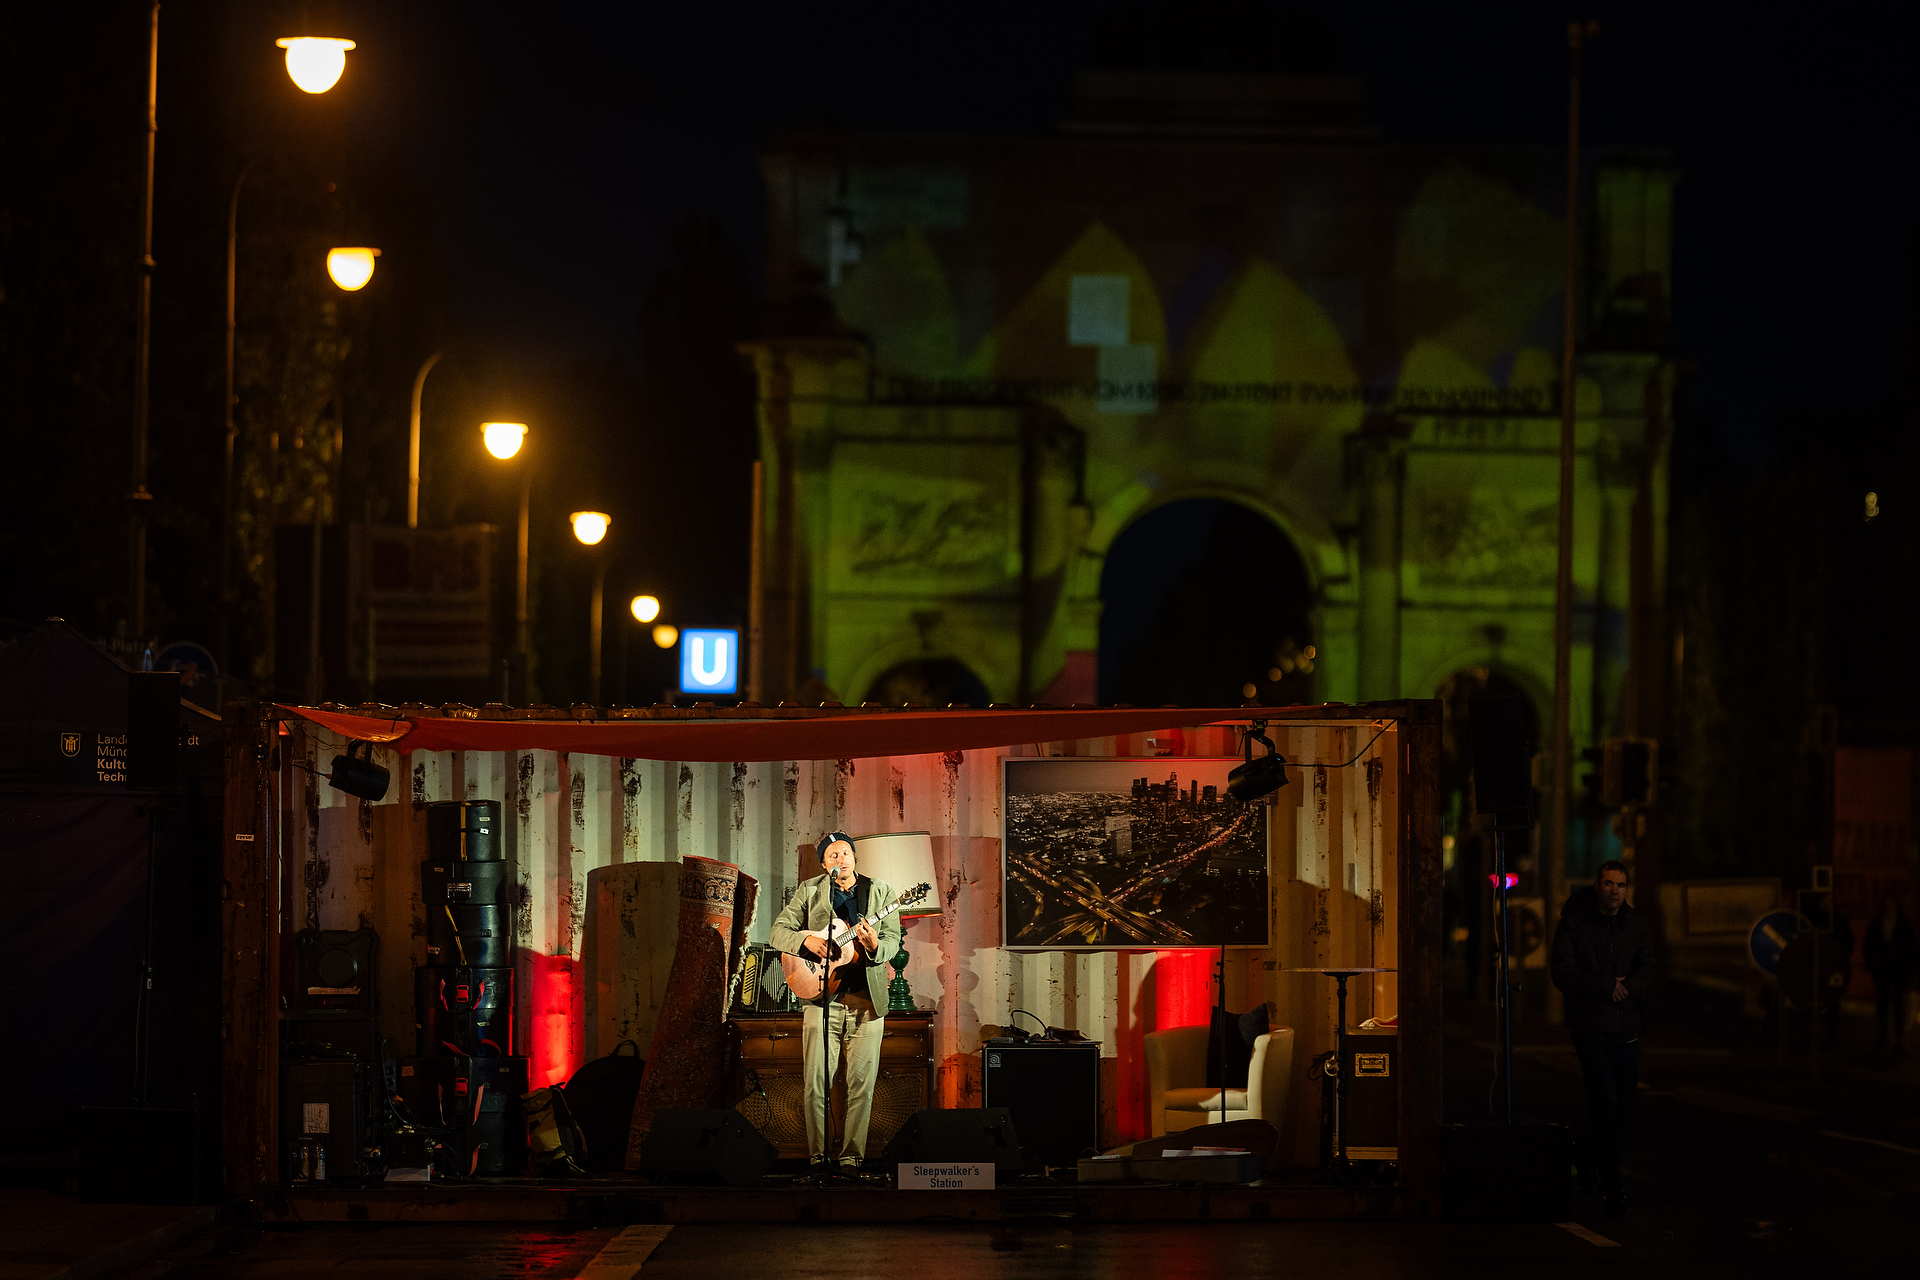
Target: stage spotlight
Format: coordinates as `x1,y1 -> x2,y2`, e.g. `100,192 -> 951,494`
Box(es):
1227,720 -> 1288,802
328,740 -> 390,801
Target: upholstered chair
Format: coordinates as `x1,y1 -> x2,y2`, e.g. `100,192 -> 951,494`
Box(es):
1144,1023 -> 1295,1140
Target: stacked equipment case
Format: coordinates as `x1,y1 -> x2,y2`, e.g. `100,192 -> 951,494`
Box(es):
399,800 -> 528,1176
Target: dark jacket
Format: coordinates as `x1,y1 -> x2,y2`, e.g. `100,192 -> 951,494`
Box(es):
1864,911 -> 1919,986
1550,886 -> 1657,1042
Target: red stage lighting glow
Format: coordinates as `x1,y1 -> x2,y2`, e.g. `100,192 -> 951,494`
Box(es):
1488,872 -> 1520,890
1154,949 -> 1212,1029
527,953 -> 579,1087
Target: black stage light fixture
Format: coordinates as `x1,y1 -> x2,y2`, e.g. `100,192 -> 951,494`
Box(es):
1227,720 -> 1288,802
328,740 -> 390,801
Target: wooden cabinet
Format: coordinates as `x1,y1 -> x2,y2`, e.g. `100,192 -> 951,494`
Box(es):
730,1012 -> 932,1159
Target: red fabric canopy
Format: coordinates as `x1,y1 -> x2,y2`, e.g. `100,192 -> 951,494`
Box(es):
277,704 -> 1292,762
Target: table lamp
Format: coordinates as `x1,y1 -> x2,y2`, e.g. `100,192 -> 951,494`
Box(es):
851,830 -> 941,1012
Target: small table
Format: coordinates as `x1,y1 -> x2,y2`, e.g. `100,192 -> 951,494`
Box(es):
1289,968 -> 1396,1178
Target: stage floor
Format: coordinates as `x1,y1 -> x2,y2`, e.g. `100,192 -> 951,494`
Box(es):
249,1175 -> 1411,1225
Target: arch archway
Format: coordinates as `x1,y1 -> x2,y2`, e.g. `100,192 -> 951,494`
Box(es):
1097,497 -> 1315,707
862,657 -> 993,708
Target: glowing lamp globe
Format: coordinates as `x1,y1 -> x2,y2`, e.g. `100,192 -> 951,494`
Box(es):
651,624 -> 679,650
277,37 -> 355,94
630,595 -> 660,624
570,511 -> 610,546
326,247 -> 379,291
482,422 -> 527,460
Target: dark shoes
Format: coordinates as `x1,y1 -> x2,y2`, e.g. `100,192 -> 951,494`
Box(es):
1573,1155 -> 1602,1198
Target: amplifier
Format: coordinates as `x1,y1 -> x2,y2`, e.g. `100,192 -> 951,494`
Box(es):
283,1009 -> 385,1064
426,799 -> 502,862
425,902 -> 511,967
294,927 -> 378,1010
982,1042 -> 1100,1167
281,1059 -> 371,1185
422,859 -> 513,906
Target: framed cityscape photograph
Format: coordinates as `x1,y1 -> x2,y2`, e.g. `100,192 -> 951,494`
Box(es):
1002,757 -> 1270,951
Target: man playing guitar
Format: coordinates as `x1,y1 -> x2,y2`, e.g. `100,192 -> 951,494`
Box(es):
769,831 -> 901,1180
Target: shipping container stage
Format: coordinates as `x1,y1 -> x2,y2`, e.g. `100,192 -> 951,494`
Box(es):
220,700 -> 1442,1222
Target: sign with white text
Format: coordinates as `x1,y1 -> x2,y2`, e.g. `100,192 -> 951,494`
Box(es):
896,1162 -> 993,1190
678,628 -> 739,695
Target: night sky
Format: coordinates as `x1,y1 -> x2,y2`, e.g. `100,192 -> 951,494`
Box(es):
377,0 -> 1917,457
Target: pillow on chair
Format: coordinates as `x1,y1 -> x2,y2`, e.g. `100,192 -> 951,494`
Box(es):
1204,1002 -> 1270,1089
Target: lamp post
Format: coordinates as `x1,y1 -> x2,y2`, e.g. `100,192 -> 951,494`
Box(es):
484,423 -> 532,697
618,594 -> 661,706
217,31 -> 355,670
408,352 -> 441,529
570,512 -> 611,704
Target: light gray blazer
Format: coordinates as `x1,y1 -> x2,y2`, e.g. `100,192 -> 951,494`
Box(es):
769,873 -> 900,1009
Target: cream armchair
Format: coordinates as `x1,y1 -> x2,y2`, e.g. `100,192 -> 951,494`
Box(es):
1145,1023 -> 1295,1139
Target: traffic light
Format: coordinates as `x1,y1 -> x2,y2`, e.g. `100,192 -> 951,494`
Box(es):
1601,737 -> 1658,808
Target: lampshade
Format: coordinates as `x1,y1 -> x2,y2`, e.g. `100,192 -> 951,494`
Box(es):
851,830 -> 941,918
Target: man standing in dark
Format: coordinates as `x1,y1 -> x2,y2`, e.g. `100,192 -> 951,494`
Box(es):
1865,895 -> 1918,1058
1551,860 -> 1656,1213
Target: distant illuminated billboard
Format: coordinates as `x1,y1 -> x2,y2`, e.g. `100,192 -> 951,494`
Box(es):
678,628 -> 739,695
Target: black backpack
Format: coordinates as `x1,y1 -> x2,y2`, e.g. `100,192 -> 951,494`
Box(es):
564,1040 -> 647,1173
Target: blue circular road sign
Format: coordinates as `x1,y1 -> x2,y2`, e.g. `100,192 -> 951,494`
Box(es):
1749,910 -> 1812,975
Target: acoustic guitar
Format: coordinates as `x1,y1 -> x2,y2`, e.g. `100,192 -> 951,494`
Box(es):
779,882 -> 932,1002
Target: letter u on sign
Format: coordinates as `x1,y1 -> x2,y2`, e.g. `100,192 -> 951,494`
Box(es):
678,628 -> 739,695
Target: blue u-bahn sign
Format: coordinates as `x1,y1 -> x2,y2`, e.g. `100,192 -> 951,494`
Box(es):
678,628 -> 739,695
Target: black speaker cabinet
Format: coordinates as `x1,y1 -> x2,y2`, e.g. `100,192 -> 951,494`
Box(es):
881,1108 -> 1024,1171
1340,1029 -> 1398,1160
281,1060 -> 371,1185
426,799 -> 502,862
125,671 -> 182,791
398,1056 -> 528,1127
79,1107 -> 203,1204
982,1043 -> 1099,1167
294,927 -> 378,1010
639,1108 -> 776,1187
425,902 -> 511,967
1469,696 -> 1533,816
422,859 -> 513,906
1443,1122 -> 1571,1222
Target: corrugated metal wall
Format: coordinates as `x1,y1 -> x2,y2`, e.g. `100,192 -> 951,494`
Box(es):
278,716 -> 1399,1162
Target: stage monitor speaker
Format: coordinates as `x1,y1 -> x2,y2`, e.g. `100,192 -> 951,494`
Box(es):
1443,1122 -> 1570,1222
125,671 -> 181,791
639,1108 -> 776,1187
1468,696 -> 1533,817
295,927 -> 378,1010
427,799 -> 502,862
982,1043 -> 1098,1167
425,902 -> 511,967
79,1107 -> 203,1204
422,859 -> 513,906
881,1107 -> 1024,1172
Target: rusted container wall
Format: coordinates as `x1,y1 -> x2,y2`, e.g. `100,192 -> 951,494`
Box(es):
275,716 -> 1398,1154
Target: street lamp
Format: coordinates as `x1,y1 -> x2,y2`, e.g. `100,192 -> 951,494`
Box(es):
217,32 -> 356,666
652,625 -> 679,649
483,423 -> 533,694
277,37 -> 356,94
326,247 -> 380,291
630,595 -> 660,624
572,513 -> 612,703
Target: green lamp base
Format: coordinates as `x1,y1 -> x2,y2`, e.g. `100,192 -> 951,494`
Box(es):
887,937 -> 916,1012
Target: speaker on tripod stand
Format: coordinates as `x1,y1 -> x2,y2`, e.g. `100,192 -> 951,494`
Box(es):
1445,696 -> 1568,1222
